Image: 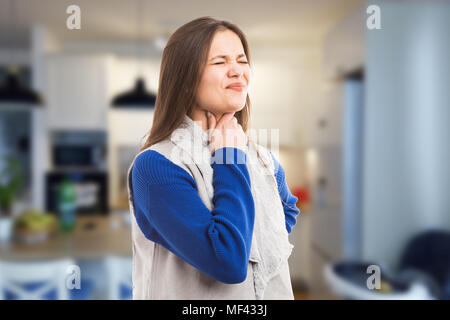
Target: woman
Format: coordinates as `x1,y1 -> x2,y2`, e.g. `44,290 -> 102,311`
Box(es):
127,16 -> 300,300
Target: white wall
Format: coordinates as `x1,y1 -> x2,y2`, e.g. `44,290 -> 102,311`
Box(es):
250,45 -> 322,149
363,0 -> 450,269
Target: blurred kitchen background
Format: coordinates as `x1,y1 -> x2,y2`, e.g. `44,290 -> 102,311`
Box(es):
0,0 -> 449,300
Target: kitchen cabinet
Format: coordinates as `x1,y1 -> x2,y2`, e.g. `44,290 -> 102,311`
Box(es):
45,54 -> 111,130
309,84 -> 344,148
107,109 -> 154,209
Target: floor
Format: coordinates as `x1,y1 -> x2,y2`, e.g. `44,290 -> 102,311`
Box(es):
293,290 -> 343,300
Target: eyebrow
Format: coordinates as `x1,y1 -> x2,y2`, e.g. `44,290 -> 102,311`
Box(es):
209,54 -> 247,61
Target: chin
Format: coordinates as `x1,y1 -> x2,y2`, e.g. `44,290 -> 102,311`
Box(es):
212,99 -> 246,114
228,100 -> 247,112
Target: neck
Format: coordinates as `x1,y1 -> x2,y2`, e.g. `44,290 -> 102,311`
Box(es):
189,109 -> 225,131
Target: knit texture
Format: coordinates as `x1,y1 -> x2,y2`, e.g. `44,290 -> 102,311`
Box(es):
131,146 -> 299,284
270,152 -> 301,234
132,147 -> 254,284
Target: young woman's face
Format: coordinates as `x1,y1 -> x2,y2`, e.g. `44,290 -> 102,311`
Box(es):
195,29 -> 252,115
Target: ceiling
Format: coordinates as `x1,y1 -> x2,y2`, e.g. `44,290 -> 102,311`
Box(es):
0,0 -> 363,48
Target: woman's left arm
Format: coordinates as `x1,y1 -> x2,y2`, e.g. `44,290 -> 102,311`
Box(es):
270,152 -> 301,234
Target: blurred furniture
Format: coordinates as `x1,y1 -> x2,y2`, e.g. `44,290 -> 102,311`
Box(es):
45,171 -> 109,215
104,255 -> 132,300
324,261 -> 434,300
324,229 -> 450,300
0,258 -> 75,299
398,230 -> 450,299
0,215 -> 131,260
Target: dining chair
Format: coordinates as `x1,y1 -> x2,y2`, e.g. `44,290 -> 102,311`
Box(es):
0,258 -> 76,300
104,256 -> 132,300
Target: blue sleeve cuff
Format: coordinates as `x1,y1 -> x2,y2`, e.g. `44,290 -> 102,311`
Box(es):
211,147 -> 247,165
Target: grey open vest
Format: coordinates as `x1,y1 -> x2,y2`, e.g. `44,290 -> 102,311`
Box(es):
127,115 -> 295,299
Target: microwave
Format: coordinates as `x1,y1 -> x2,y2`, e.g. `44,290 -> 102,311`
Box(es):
50,130 -> 107,170
52,144 -> 105,169
45,170 -> 109,215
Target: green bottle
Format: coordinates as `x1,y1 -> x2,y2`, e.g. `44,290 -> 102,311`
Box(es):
58,177 -> 77,232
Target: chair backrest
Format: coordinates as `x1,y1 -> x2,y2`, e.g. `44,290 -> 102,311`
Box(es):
399,229 -> 450,299
104,256 -> 132,300
399,230 -> 450,285
0,259 -> 76,300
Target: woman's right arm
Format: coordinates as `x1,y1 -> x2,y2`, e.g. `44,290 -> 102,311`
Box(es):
131,147 -> 255,284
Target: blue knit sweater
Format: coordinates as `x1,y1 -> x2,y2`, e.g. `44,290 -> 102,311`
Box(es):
131,147 -> 300,284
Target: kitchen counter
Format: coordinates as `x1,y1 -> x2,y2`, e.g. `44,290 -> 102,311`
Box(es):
0,214 -> 132,261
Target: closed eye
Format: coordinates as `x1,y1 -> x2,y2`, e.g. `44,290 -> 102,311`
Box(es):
213,61 -> 248,65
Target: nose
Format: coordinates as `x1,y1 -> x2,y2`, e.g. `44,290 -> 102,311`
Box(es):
227,61 -> 244,78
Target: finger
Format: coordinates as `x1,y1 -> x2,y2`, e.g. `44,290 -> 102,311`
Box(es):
216,112 -> 235,128
207,112 -> 216,130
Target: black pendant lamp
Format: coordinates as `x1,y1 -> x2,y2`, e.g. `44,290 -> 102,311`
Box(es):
111,77 -> 155,107
0,0 -> 42,105
0,68 -> 42,105
111,0 -> 156,108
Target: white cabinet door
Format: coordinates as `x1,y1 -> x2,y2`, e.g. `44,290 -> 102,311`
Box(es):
309,84 -> 344,148
107,109 -> 154,209
46,54 -> 109,130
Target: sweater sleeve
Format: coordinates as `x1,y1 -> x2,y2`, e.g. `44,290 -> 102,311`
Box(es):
270,152 -> 300,234
131,147 -> 255,284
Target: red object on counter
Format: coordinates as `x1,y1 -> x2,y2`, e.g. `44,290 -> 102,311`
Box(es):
292,186 -> 310,204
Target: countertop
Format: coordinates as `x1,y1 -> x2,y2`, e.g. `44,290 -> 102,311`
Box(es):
0,214 -> 132,261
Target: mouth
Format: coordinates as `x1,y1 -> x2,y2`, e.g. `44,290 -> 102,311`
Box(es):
226,84 -> 246,92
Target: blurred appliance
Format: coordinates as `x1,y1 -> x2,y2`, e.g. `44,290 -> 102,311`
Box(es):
0,108 -> 31,192
45,171 -> 108,215
46,130 -> 109,215
0,66 -> 39,203
51,130 -> 107,170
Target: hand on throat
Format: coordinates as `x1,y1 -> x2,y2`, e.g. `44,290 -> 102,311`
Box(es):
189,108 -> 227,132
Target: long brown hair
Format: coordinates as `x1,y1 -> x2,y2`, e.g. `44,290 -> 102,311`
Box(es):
138,16 -> 252,152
